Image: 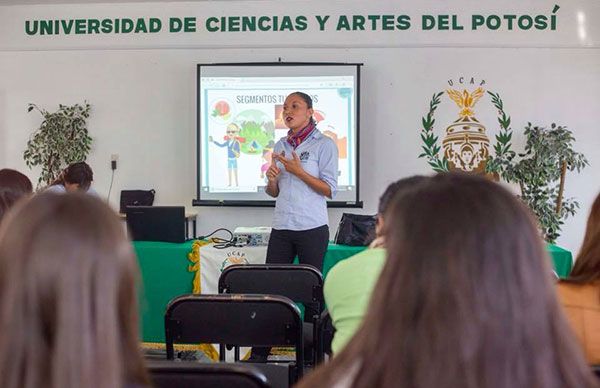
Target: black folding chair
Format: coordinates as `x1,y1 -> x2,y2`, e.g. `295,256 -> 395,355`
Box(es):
320,309 -> 335,357
165,294 -> 304,381
148,360 -> 270,388
218,264 -> 325,365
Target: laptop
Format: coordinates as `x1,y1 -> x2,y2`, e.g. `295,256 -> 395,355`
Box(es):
126,206 -> 186,243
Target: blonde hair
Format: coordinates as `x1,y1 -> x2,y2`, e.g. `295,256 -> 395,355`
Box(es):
226,123 -> 240,133
0,193 -> 149,388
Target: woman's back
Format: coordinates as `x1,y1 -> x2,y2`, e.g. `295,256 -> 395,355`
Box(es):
557,191 -> 600,365
0,193 -> 149,388
557,281 -> 600,363
296,173 -> 598,388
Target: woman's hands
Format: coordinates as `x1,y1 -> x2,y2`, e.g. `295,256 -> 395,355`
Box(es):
270,151 -> 332,198
265,155 -> 282,197
266,156 -> 282,182
271,151 -> 304,177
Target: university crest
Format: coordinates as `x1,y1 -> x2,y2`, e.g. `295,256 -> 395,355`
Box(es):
419,78 -> 514,175
220,250 -> 249,272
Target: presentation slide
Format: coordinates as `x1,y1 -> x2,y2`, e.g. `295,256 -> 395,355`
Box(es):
196,63 -> 361,206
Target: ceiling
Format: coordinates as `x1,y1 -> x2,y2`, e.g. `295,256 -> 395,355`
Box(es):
0,0 -> 242,5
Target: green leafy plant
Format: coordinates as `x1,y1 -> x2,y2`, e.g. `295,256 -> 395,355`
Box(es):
488,122 -> 588,243
418,91 -> 449,172
485,91 -> 516,172
23,102 -> 92,188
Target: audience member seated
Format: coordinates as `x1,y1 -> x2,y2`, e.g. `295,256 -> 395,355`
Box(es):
325,176 -> 427,355
297,173 -> 597,388
45,161 -> 97,195
0,193 -> 149,388
557,191 -> 600,364
0,168 -> 32,223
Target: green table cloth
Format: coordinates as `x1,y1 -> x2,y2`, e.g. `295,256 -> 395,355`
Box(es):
135,241 -> 195,344
547,243 -> 573,279
134,241 -> 572,343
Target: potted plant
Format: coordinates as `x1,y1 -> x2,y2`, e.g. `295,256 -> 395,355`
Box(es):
23,102 -> 92,188
488,122 -> 588,243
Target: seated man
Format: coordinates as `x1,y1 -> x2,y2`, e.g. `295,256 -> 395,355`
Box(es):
324,176 -> 427,354
45,161 -> 97,195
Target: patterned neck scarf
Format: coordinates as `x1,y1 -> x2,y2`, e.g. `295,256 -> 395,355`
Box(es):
286,119 -> 316,149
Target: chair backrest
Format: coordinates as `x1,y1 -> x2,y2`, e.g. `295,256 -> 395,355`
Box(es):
148,360 -> 270,388
164,294 -> 304,377
218,264 -> 324,311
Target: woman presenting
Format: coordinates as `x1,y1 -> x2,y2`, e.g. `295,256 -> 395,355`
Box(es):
265,91 -> 338,271
249,91 -> 338,363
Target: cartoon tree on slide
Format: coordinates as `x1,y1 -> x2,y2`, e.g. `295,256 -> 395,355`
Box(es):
234,109 -> 275,154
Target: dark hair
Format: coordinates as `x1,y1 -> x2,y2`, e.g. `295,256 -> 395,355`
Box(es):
566,192 -> 600,284
59,162 -> 93,191
0,169 -> 33,222
290,91 -> 313,109
298,173 -> 596,388
0,193 -> 149,388
377,175 -> 428,215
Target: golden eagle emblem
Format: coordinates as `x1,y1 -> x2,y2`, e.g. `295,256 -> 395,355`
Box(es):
442,87 -> 490,173
446,87 -> 485,118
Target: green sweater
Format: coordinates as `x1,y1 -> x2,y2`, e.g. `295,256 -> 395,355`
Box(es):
324,247 -> 386,354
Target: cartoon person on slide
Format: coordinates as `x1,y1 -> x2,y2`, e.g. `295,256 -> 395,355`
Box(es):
209,123 -> 242,187
260,141 -> 275,181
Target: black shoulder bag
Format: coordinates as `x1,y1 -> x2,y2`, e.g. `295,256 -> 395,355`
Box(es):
119,189 -> 156,213
333,213 -> 377,246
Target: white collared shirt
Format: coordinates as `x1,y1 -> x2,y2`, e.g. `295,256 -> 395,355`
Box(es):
272,129 -> 338,231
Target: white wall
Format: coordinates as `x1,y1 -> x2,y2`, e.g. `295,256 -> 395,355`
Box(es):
0,1 -> 599,254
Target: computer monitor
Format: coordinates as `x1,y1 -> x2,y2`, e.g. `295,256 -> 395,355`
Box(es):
126,206 -> 186,243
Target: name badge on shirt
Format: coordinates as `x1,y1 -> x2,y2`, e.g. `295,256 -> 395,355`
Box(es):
299,151 -> 310,162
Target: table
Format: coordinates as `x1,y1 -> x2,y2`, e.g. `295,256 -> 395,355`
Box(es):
134,241 -> 363,343
134,241 -> 572,343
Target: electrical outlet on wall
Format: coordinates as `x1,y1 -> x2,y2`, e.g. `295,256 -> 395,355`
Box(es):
111,154 -> 119,170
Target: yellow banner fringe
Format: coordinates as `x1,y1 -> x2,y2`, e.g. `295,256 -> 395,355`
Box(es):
188,239 -> 212,294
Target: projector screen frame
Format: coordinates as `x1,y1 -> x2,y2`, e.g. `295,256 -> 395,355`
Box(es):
193,61 -> 363,208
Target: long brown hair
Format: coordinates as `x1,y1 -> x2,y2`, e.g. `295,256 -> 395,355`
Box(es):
298,173 -> 596,388
0,169 -> 33,222
0,193 -> 149,388
567,192 -> 600,284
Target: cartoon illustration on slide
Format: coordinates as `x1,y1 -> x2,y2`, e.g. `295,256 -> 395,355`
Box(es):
209,99 -> 233,124
312,110 -> 348,160
234,109 -> 275,155
260,140 -> 275,181
209,123 -> 244,186
274,105 -> 286,129
322,125 -> 348,159
312,110 -> 326,123
337,87 -> 353,99
248,140 -> 261,153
